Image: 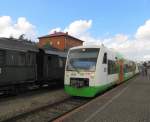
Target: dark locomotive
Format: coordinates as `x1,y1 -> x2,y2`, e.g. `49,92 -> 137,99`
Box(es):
0,37 -> 66,94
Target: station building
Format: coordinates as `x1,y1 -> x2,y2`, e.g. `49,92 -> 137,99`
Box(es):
38,31 -> 83,51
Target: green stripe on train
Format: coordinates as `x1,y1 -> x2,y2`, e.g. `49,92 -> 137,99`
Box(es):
64,82 -> 115,97
124,73 -> 134,80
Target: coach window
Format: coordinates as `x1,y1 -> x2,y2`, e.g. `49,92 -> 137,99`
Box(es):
108,60 -> 112,74
0,50 -> 5,66
6,51 -> 15,65
47,56 -> 52,67
27,54 -> 32,65
29,54 -> 31,65
103,53 -> 107,64
59,58 -> 63,68
19,53 -> 25,65
108,60 -> 116,74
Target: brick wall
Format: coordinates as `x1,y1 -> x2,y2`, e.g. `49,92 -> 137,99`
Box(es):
38,35 -> 83,51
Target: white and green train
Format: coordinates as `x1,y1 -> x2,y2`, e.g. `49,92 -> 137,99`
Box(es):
64,45 -> 139,97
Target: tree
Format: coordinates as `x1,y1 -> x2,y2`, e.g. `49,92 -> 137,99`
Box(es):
19,34 -> 25,40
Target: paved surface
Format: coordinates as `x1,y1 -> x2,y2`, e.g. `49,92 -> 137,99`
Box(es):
56,75 -> 150,122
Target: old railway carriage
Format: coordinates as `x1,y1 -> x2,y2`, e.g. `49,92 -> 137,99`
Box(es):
0,38 -> 38,92
0,38 -> 66,93
64,45 -> 138,97
37,49 -> 66,86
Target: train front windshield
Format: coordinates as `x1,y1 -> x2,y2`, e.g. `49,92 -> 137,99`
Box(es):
66,48 -> 100,72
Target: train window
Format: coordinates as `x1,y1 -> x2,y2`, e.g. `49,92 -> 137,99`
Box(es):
48,56 -> 51,60
108,60 -> 112,74
6,51 -> 15,65
48,57 -> 58,68
0,50 -> 5,65
5,51 -> 20,65
108,60 -> 117,74
124,62 -> 134,73
19,53 -> 25,65
59,58 -> 63,68
103,53 -> 107,64
27,54 -> 32,65
28,54 -> 31,65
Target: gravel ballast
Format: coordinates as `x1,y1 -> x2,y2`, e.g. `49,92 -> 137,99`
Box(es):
0,89 -> 69,121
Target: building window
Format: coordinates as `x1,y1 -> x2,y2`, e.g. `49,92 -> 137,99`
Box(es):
50,41 -> 53,45
57,41 -> 60,45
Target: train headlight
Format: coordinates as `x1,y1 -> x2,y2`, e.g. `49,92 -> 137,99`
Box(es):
90,73 -> 95,79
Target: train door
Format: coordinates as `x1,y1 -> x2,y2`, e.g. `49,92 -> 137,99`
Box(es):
102,52 -> 108,83
36,49 -> 44,81
118,60 -> 124,83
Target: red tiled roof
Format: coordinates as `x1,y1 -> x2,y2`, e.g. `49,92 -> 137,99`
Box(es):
38,32 -> 84,42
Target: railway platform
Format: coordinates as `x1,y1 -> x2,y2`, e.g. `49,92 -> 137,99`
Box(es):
55,75 -> 150,122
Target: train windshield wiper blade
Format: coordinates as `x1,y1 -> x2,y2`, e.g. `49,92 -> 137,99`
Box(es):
71,65 -> 80,73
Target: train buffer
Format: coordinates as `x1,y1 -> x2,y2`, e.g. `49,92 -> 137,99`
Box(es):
54,75 -> 150,122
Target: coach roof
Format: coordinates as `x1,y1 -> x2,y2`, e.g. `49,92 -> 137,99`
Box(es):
0,37 -> 39,52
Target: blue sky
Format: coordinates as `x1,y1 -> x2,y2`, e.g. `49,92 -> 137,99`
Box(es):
0,0 -> 150,37
0,0 -> 150,60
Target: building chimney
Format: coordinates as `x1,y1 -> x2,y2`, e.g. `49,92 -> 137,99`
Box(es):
66,32 -> 68,35
54,31 -> 57,34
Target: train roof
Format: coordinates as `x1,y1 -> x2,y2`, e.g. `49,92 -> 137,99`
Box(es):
0,37 -> 39,52
69,45 -> 101,50
69,44 -> 125,60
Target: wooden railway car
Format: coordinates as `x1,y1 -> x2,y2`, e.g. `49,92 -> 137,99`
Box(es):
0,38 -> 66,93
37,49 -> 66,86
0,38 -> 38,93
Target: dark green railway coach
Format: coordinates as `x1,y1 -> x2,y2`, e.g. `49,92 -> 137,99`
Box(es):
0,38 -> 66,93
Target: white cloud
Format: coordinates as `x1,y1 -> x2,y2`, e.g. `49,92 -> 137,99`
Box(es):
49,27 -> 61,34
49,19 -> 92,38
143,55 -> 150,60
0,16 -> 12,30
0,16 -> 37,41
64,20 -> 92,37
49,19 -> 150,61
135,20 -> 150,41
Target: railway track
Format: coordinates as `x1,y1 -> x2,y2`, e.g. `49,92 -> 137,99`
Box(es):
0,78 -> 133,122
3,97 -> 91,122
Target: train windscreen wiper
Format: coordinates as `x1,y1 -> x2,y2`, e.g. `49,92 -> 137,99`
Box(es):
71,64 -> 80,73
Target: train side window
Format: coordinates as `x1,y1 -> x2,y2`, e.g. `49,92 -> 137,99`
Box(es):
59,58 -> 63,68
6,51 -> 15,65
48,56 -> 51,60
19,53 -> 25,65
103,53 -> 107,64
27,54 -> 32,65
51,57 -> 58,68
0,50 -> 5,65
108,60 -> 116,74
108,60 -> 111,74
